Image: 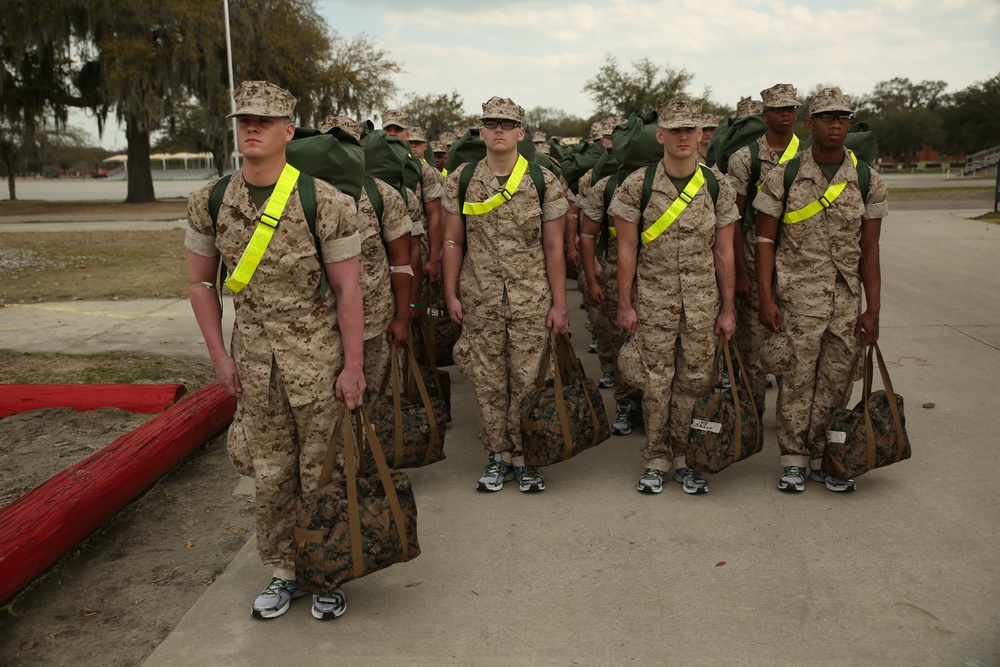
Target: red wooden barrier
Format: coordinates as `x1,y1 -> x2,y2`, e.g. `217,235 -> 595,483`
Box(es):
0,384 -> 188,417
0,384 -> 237,604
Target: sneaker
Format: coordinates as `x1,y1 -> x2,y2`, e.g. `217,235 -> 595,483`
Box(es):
515,465 -> 546,493
777,466 -> 807,493
721,370 -> 731,389
809,469 -> 856,493
611,403 -> 636,436
588,336 -> 598,353
251,578 -> 305,620
311,589 -> 347,620
597,371 -> 615,388
674,468 -> 709,494
477,453 -> 514,492
766,374 -> 775,389
637,468 -> 666,494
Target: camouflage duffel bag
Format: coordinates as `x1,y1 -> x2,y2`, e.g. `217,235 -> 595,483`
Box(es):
417,284 -> 460,368
823,342 -> 911,480
295,406 -> 420,595
420,363 -> 451,423
688,336 -> 762,474
367,339 -> 446,470
521,331 -> 611,467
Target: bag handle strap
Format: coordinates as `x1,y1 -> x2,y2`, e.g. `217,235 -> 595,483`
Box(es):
720,336 -> 743,461
342,407 -> 364,580
861,344 -> 877,472
726,336 -> 761,448
522,331 -> 572,454
869,342 -> 906,464
318,405 -> 349,488
419,285 -> 450,397
387,348 -> 405,464
356,407 -> 410,566
557,332 -> 602,448
404,336 -> 441,466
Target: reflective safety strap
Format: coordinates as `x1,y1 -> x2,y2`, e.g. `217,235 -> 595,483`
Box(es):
639,167 -> 706,245
782,150 -> 858,225
757,134 -> 800,191
224,164 -> 301,293
461,155 -> 528,216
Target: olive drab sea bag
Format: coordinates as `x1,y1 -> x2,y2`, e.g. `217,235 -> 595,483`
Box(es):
520,331 -> 611,466
366,338 -> 447,470
294,406 -> 420,595
823,342 -> 911,480
687,336 -> 763,474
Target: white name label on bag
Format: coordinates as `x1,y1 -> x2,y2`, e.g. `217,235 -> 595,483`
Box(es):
827,430 -> 847,444
691,419 -> 722,433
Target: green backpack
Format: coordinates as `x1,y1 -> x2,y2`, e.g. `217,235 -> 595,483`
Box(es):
704,114 -> 766,174
610,110 -> 662,186
561,140 -> 606,195
285,126 -> 366,202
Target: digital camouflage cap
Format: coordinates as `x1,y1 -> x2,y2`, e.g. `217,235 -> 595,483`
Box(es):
227,81 -> 296,119
602,115 -> 627,137
701,113 -> 721,129
760,83 -> 798,109
431,141 -> 447,154
656,98 -> 704,129
439,131 -> 458,147
408,127 -> 427,143
381,109 -> 409,129
810,87 -> 854,115
736,97 -> 764,118
532,131 -> 547,143
480,96 -> 524,123
318,115 -> 360,139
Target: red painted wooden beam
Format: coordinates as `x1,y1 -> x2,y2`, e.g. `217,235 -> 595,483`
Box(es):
0,384 -> 188,417
0,384 -> 237,604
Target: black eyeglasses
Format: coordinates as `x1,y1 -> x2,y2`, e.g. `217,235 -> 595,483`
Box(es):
812,113 -> 854,123
482,119 -> 520,130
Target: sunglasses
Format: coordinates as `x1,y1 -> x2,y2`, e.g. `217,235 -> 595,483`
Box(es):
812,113 -> 854,123
482,119 -> 521,130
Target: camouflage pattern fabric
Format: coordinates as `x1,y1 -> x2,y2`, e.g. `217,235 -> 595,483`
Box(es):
520,333 -> 610,466
416,284 -> 460,368
358,177 -> 413,340
294,409 -> 419,595
687,339 -> 762,473
822,344 -> 910,479
419,363 -> 451,423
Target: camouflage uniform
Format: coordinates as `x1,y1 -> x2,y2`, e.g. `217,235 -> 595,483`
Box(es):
582,173 -> 642,410
443,160 -> 568,466
727,135 -> 795,411
186,172 -> 360,569
754,146 -> 888,468
609,161 -> 738,472
358,177 -> 413,400
418,161 -> 445,263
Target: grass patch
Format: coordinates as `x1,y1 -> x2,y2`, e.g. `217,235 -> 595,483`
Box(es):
973,211 -> 1000,222
0,352 -> 215,388
0,229 -> 189,303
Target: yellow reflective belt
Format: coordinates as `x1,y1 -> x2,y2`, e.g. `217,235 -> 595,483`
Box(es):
757,134 -> 800,191
441,168 -> 448,177
462,155 -> 528,216
783,150 -> 858,224
640,167 -> 706,245
224,164 -> 300,293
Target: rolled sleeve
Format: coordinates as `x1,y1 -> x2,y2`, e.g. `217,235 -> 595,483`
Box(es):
442,167 -> 463,216
541,168 -> 569,221
315,182 -> 361,263
322,234 -> 361,263
606,169 -> 644,225
863,170 -> 889,220
727,146 -> 751,195
184,183 -> 220,257
753,164 -> 788,219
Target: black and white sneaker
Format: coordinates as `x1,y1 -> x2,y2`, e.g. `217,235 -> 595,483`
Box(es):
809,468 -> 856,493
674,468 -> 709,494
251,578 -> 305,620
597,371 -> 615,388
611,403 -> 636,436
477,453 -> 514,492
588,336 -> 598,353
637,468 -> 666,494
516,465 -> 546,493
311,589 -> 347,620
778,466 -> 807,493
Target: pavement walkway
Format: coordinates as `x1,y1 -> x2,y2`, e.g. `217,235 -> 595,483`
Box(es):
1,206 -> 998,665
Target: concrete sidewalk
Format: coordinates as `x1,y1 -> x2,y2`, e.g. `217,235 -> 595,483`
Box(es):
2,208 -> 998,665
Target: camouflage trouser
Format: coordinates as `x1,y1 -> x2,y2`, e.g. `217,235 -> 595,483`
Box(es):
227,360 -> 344,570
453,293 -> 548,468
774,279 -> 862,468
363,332 -> 392,403
635,311 -> 717,472
594,253 -> 642,407
734,226 -> 767,413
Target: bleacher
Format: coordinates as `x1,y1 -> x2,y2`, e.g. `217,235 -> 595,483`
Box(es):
964,145 -> 1000,175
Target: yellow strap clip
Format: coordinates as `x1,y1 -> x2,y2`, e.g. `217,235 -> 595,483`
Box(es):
461,155 -> 529,216
639,166 -> 706,245
782,150 -> 858,224
224,164 -> 301,293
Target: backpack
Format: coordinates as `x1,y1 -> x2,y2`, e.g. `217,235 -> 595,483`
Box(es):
561,140 -> 606,195
362,175 -> 385,225
610,110 -> 663,186
285,126 -> 366,202
704,114 -> 766,174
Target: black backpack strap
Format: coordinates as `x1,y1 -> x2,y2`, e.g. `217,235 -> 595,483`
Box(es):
208,174 -> 233,233
457,160 -> 478,226
857,159 -> 871,205
528,161 -> 545,208
699,164 -> 719,206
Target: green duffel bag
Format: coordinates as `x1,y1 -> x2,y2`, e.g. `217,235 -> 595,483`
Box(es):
286,127 -> 365,203
591,147 -> 619,184
443,128 -> 486,175
703,114 -> 766,174
611,110 -> 662,183
561,140 -> 606,195
799,122 -> 878,166
359,128 -> 407,196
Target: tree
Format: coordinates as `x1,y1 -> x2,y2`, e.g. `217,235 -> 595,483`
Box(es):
944,73 -> 1000,154
312,32 -> 401,125
400,91 -> 466,138
582,54 -> 693,116
859,78 -> 948,164
522,106 -> 591,138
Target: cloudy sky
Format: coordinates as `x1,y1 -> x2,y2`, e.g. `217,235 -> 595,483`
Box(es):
84,0 -> 999,148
